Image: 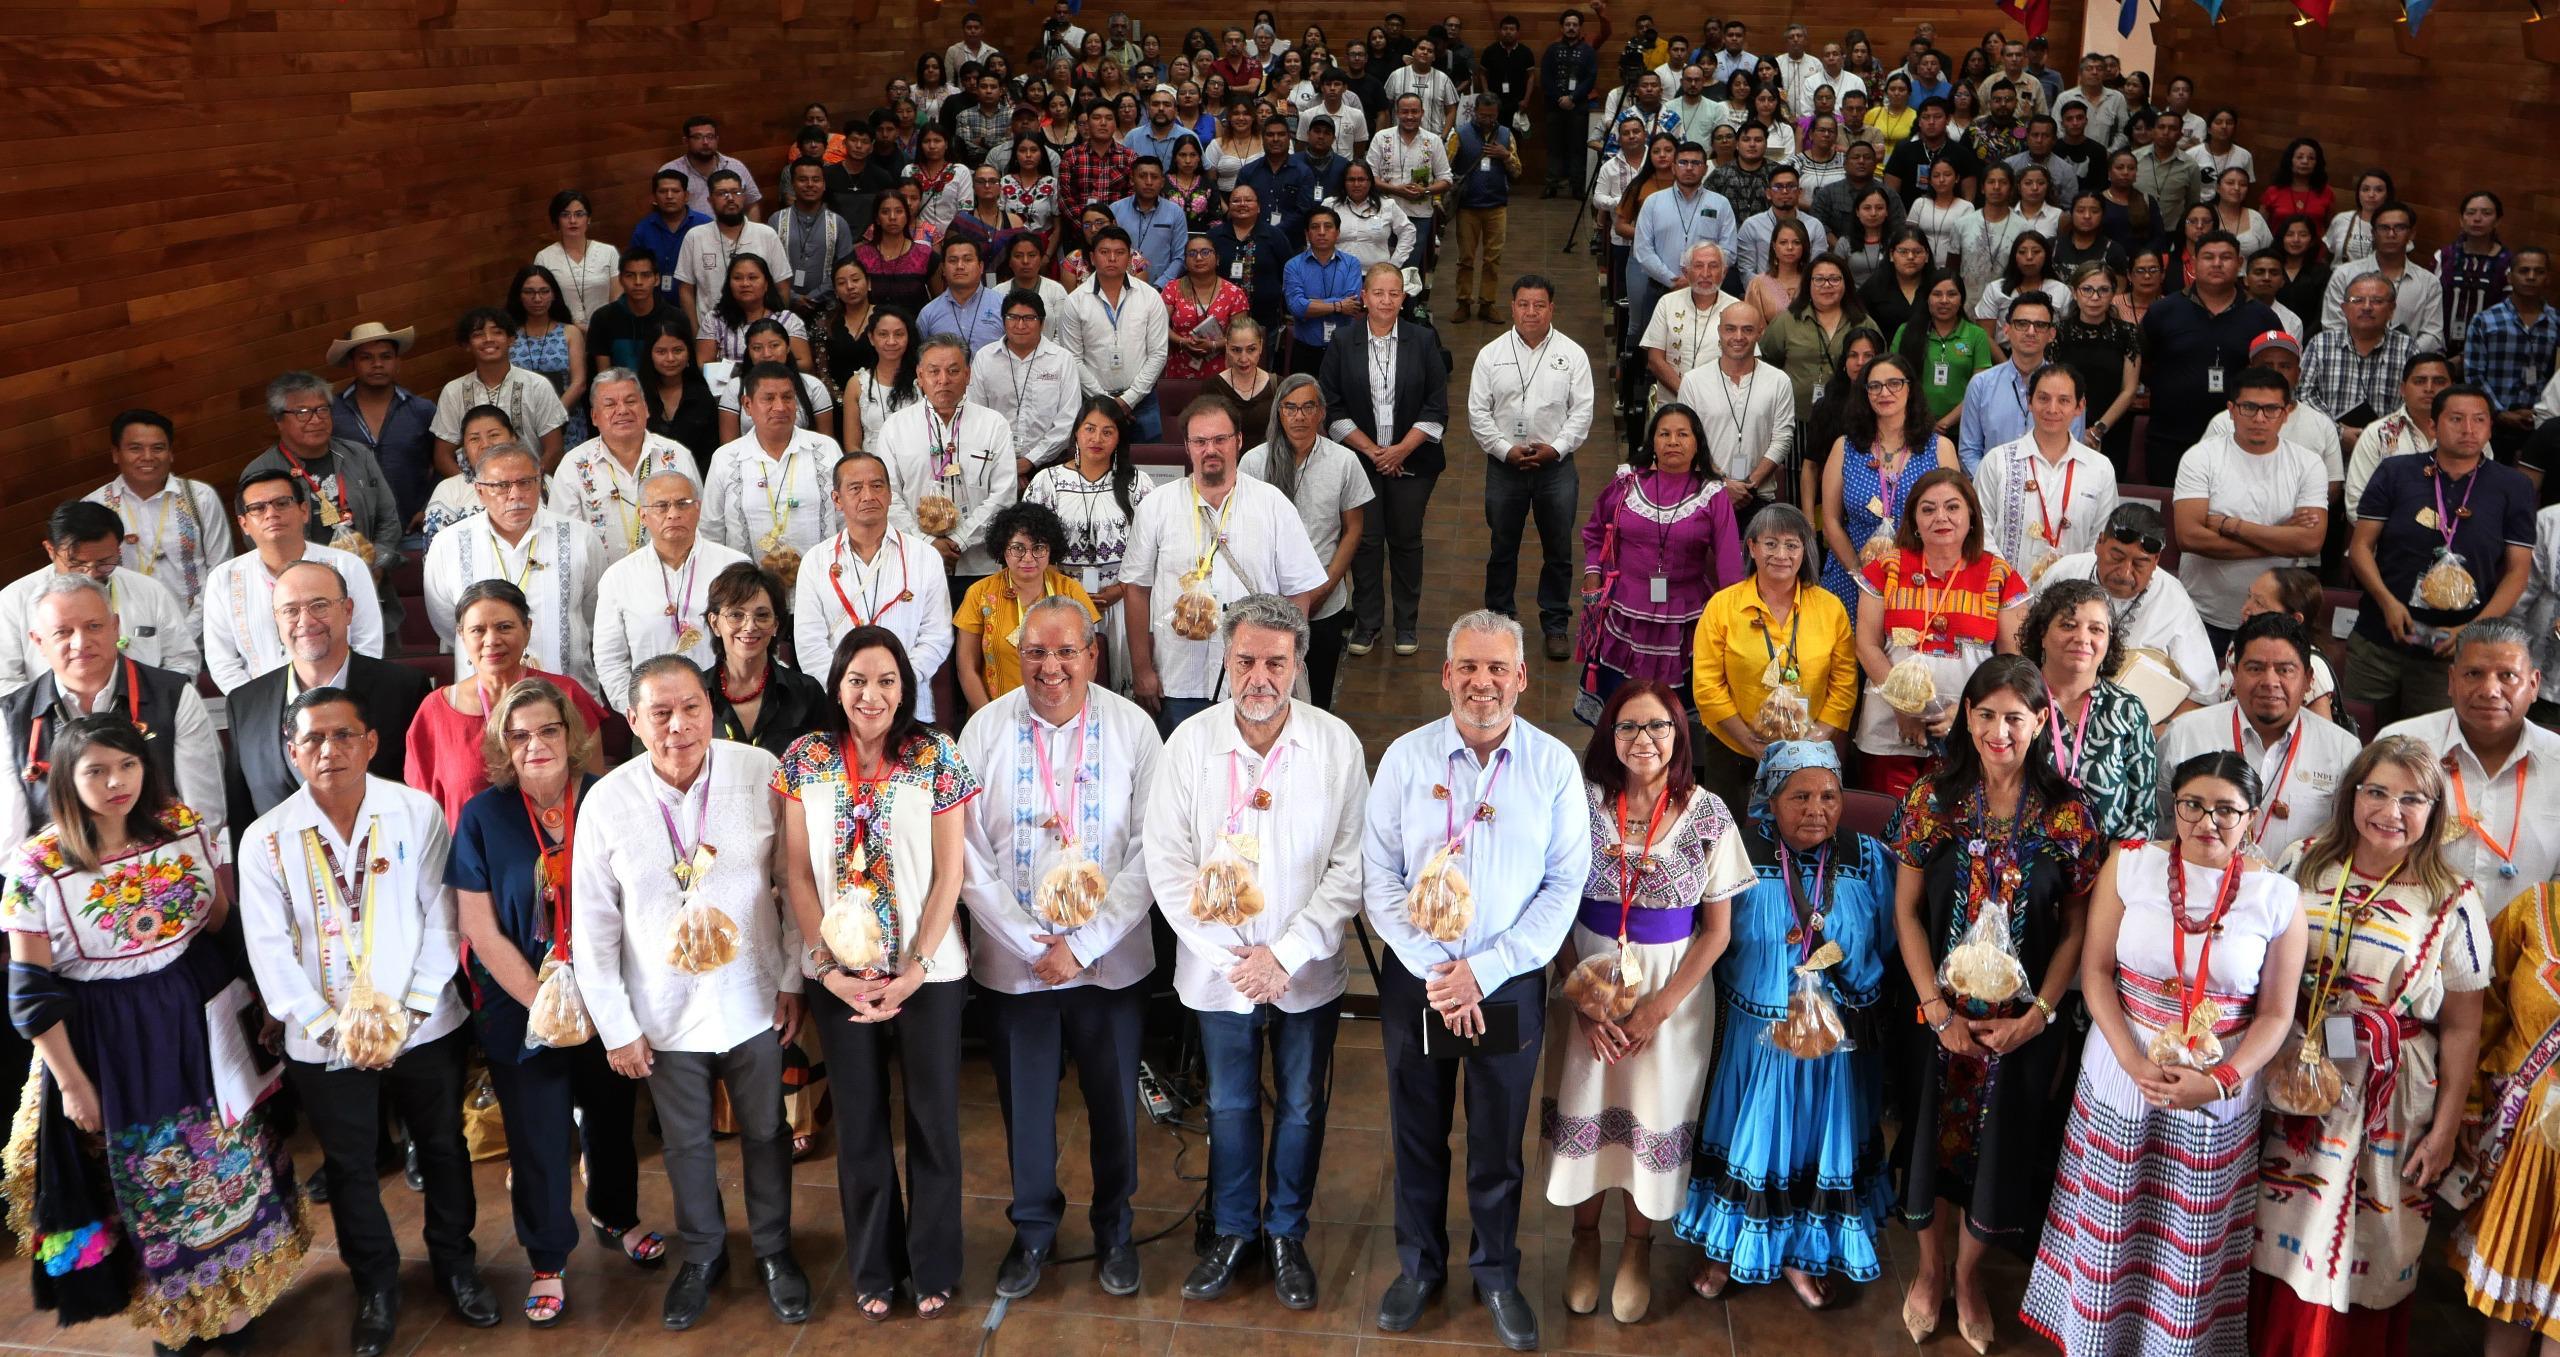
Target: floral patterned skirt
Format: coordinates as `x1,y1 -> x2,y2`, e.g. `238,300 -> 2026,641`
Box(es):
5,942 -> 309,1346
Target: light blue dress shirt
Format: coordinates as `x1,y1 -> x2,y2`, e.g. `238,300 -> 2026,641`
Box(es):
1109,195 -> 1192,282
1956,359 -> 2085,475
917,285 -> 1006,355
1361,715 -> 1591,996
1123,123 -> 1199,168
1631,185 -> 1739,291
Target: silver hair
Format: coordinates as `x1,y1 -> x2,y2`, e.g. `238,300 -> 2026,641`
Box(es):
1255,374 -> 1322,500
2457,616 -> 2539,668
1219,593 -> 1310,659
33,573 -> 110,613
264,370 -> 331,420
473,441 -> 541,477
916,333 -> 974,365
1745,501 -> 1815,545
1684,241 -> 1726,269
590,366 -> 644,399
1021,592 -> 1097,640
640,468 -> 700,498
1445,608 -> 1525,663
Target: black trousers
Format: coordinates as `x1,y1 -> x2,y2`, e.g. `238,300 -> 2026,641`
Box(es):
1375,954 -> 1547,1293
479,1035 -> 643,1272
1482,454 -> 1580,638
287,1027 -> 477,1292
983,983 -> 1144,1251
1352,467 -> 1441,638
811,978 -> 967,1297
1307,610 -> 1352,710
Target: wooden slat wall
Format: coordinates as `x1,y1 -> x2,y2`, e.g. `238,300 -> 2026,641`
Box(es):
2148,6 -> 2558,249
0,0 -> 923,574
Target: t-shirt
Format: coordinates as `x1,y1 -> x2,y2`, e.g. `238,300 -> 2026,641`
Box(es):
2354,454 -> 2538,648
2171,433 -> 2330,629
449,774 -> 601,1062
1882,136 -> 1984,194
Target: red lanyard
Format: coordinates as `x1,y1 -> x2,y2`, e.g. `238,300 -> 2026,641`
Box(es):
521,784 -> 576,954
23,659 -> 148,785
279,446 -> 353,522
2028,455 -> 2077,547
2166,842 -> 2244,1026
842,737 -> 891,862
2233,710 -> 2304,843
1612,787 -> 1669,940
829,533 -> 912,627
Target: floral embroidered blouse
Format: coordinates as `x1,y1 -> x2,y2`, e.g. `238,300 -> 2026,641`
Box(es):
773,728 -> 980,980
1,804 -> 219,981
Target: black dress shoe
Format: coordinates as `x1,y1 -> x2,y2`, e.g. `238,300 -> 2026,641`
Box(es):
306,1167 -> 330,1205
1376,1273 -> 1439,1332
995,1239 -> 1050,1299
1181,1234 -> 1256,1301
349,1288 -> 398,1357
442,1269 -> 499,1328
1268,1236 -> 1316,1311
401,1138 -> 423,1193
1096,1244 -> 1141,1297
757,1251 -> 810,1324
661,1256 -> 728,1330
1482,1287 -> 1540,1352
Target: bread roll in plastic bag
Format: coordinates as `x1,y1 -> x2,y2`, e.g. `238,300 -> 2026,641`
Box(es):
667,901 -> 743,974
1857,533 -> 1895,568
1188,851 -> 1265,926
821,882 -> 889,973
2265,1036 -> 2344,1117
2415,551 -> 2479,611
1753,682 -> 1818,743
916,495 -> 961,537
336,975 -> 411,1070
1938,898 -> 2028,1005
1170,574 -> 1221,640
1562,943 -> 1644,1024
760,546 -> 802,593
1405,845 -> 1475,942
1880,659 -> 1938,715
2145,996 -> 2228,1071
1767,941 -> 1851,1059
1036,859 -> 1108,929
524,957 -> 594,1049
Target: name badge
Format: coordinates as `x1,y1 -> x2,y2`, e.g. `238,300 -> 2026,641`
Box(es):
1480,156 -> 1497,173
1811,382 -> 1826,403
1648,576 -> 1669,603
1230,261 -> 1246,280
2207,363 -> 2226,394
2323,1013 -> 2357,1059
1933,361 -> 1950,387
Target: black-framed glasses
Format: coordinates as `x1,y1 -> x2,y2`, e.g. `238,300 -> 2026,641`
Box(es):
2106,524 -> 2166,555
1612,719 -> 1678,741
2172,797 -> 2249,828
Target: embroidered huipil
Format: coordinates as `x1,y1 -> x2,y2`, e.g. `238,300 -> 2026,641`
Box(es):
546,435 -> 705,564
1580,470 -> 1747,685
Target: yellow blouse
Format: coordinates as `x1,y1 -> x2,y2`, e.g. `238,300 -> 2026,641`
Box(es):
1690,577 -> 1860,755
955,568 -> 1100,699
1870,105 -> 1918,158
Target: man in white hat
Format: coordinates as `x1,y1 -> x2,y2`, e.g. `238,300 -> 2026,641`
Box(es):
326,321 -> 440,530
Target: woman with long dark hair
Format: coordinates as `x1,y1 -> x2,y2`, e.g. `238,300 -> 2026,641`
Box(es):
1798,326 -> 1891,515
778,629 -> 980,1322
1816,352 -> 1959,609
856,193 -> 934,315
1576,404 -> 1747,724
1860,226 -> 1936,342
510,262 -> 590,442
2260,137 -> 2333,228
2056,263 -> 2144,474
1887,657 -> 2104,1351
641,315 -> 721,462
2099,150 -> 2161,255
696,253 -> 809,367
713,318 -> 835,443
2324,168 -> 2395,264
841,307 -> 919,453
1897,273 -> 1993,436
1764,255 -> 1871,436
1025,396 -> 1153,690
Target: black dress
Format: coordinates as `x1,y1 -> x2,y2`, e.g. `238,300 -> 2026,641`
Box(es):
704,658 -> 829,757
2055,313 -> 2144,477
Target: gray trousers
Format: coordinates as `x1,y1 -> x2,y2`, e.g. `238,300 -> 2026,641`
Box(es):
647,1026 -> 793,1264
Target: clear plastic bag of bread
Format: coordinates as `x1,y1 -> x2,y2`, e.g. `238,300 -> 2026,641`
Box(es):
1188,846 -> 1265,927
1766,942 -> 1852,1059
667,899 -> 743,974
1858,532 -> 1896,569
1036,858 -> 1108,929
331,524 -> 377,567
1879,659 -> 1939,716
1170,572 -> 1221,640
759,546 -> 802,593
2264,1034 -> 2344,1117
2414,550 -> 2480,611
1562,941 -> 1644,1024
915,494 -> 961,538
1938,898 -> 2029,1005
524,957 -> 594,1050
1405,844 -> 1476,942
2145,996 -> 2228,1070
334,973 -> 411,1070
1753,681 -> 1818,743
819,881 -> 890,974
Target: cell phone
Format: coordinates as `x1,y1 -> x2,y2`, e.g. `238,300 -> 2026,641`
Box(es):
1422,997 -> 1525,1059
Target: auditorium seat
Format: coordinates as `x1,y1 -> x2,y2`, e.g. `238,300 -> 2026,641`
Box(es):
1840,789 -> 1900,841
1155,376 -> 1205,421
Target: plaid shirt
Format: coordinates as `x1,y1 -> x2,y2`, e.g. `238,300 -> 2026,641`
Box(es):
2299,327 -> 2413,424
2465,300 -> 2560,413
1058,141 -> 1136,214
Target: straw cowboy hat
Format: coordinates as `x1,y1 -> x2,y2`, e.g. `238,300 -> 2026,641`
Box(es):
326,321 -> 417,366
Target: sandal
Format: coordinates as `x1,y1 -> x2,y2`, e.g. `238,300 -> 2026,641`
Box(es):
854,1291 -> 894,1323
592,1220 -> 668,1268
524,1272 -> 566,1327
791,1133 -> 817,1161
916,1288 -> 954,1319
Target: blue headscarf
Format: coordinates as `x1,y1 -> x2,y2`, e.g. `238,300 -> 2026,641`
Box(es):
1748,740 -> 1844,837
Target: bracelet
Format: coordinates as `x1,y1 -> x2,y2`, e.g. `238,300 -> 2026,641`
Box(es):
2207,1063 -> 2242,1096
2031,995 -> 2056,1023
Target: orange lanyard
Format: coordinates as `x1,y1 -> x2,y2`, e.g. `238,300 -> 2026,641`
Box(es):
2233,710 -> 2304,843
2029,455 -> 2076,547
1611,787 -> 1669,941
2450,758 -> 2527,868
2167,843 -> 2243,1024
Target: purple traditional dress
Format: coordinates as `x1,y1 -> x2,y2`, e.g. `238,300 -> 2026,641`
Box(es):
1577,468 -> 1746,719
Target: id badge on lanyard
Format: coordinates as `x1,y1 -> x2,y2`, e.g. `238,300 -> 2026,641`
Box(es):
2207,361 -> 2226,395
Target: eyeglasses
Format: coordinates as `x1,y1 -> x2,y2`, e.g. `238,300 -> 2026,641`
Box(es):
279,405 -> 331,420
2007,318 -> 2055,333
642,497 -> 699,513
1279,398 -> 1325,414
274,600 -> 344,622
2171,797 -> 2249,828
241,497 -> 301,518
1003,540 -> 1050,558
2231,399 -> 2287,419
1187,433 -> 1240,451
1020,644 -> 1089,664
2354,784 -> 2437,813
716,607 -> 778,627
479,475 -> 543,496
63,558 -> 119,580
504,722 -> 568,746
1612,719 -> 1678,741
1864,376 -> 1909,394
291,729 -> 370,751
2106,525 -> 2166,555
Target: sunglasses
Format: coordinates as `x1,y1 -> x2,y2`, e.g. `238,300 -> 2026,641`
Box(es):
2107,524 -> 2166,555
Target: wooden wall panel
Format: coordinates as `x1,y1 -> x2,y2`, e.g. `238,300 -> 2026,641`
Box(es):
0,0 -> 930,573
2151,6 -> 2557,249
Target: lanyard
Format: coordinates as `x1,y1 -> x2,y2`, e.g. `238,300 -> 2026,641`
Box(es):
22,659 -> 150,784
487,524 -> 542,590
521,785 -> 577,954
2450,756 -> 2528,872
926,405 -> 966,481
1908,559 -> 1959,641
657,549 -> 700,644
1029,707 -> 1090,848
757,448 -> 800,534
1439,748 -> 1510,855
1225,745 -> 1289,834
2027,452 -> 2076,547
111,484 -> 174,577
1611,787 -> 1668,941
829,532 -> 913,627
1777,840 -> 1832,959
2305,858 -> 2401,1029
2234,710 -> 2305,844
1188,480 -> 1237,581
2049,687 -> 2096,786
2166,841 -> 2244,1028
1755,587 -> 1802,680
656,747 -> 716,889
280,446 -> 353,521
306,816 -> 385,1004
2429,456 -> 2480,552
841,738 -> 891,868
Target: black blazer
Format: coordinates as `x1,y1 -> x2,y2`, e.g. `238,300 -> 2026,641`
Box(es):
1315,319 -> 1451,478
1,661 -> 194,834
705,659 -> 829,759
224,653 -> 433,838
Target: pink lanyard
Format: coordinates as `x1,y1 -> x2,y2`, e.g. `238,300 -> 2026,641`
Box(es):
657,747 -> 714,873
1030,709 -> 1090,847
1441,749 -> 1511,854
1226,745 -> 1290,834
2049,689 -> 2095,785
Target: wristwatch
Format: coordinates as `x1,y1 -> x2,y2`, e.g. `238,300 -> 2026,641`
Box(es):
805,946 -> 842,978
2087,418 -> 2108,440
916,954 -> 940,977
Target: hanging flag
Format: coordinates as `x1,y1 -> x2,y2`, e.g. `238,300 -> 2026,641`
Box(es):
1998,0 -> 2053,37
2293,0 -> 2333,23
2118,0 -> 2144,31
2193,0 -> 2226,18
2404,0 -> 2434,30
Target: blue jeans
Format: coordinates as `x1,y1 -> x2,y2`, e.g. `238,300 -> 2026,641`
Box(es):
1129,390 -> 1163,442
1195,1001 -> 1341,1241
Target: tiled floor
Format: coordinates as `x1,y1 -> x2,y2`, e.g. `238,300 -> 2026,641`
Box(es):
0,198 -> 2496,1355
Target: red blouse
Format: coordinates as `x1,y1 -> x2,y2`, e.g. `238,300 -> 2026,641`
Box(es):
1860,550 -> 2022,656
403,668 -> 612,827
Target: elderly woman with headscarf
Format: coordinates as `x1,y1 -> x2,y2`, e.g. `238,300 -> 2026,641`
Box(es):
1674,740 -> 1895,1313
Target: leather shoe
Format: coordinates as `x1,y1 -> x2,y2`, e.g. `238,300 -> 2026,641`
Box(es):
1268,1236 -> 1316,1311
1097,1243 -> 1141,1297
661,1255 -> 727,1330
443,1269 -> 499,1328
349,1287 -> 397,1357
1181,1233 -> 1256,1300
401,1138 -> 424,1193
757,1250 -> 810,1324
1376,1273 -> 1440,1332
1482,1287 -> 1540,1352
995,1238 -> 1050,1299
1543,632 -> 1570,662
